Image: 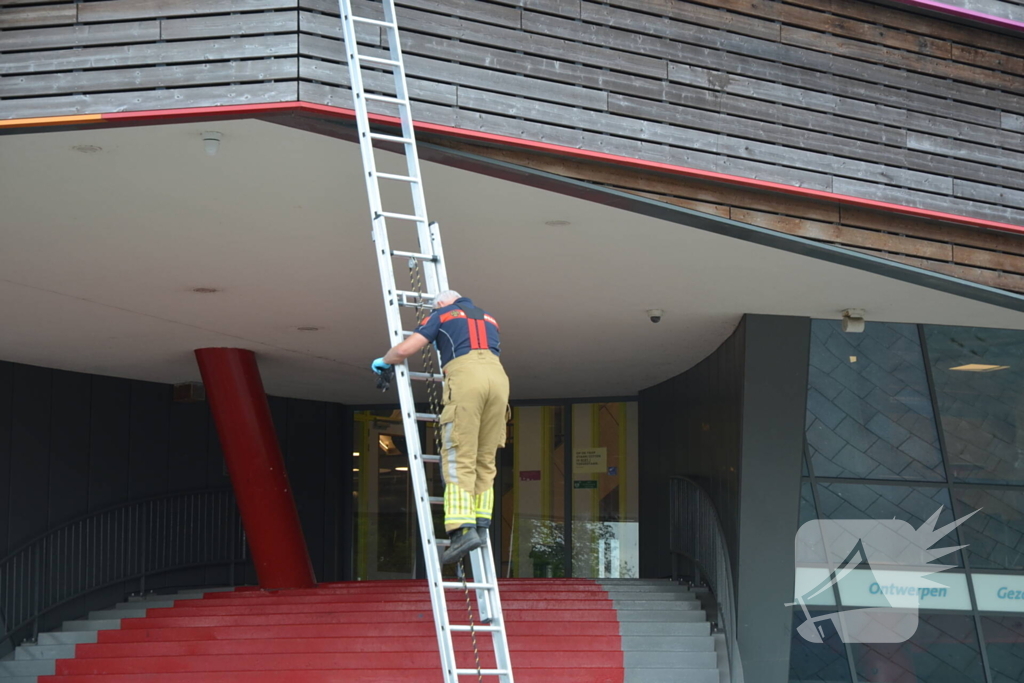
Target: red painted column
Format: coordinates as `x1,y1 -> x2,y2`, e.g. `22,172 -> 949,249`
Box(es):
195,348 -> 316,589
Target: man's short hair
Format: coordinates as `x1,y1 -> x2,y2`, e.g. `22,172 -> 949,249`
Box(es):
434,290 -> 461,308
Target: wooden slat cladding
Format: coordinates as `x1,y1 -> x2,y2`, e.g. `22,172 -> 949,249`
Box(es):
431,138 -> 1024,293
0,2 -> 310,120
2,0 -> 1024,238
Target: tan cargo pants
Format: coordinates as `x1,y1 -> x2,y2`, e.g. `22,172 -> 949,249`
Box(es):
439,350 -> 510,532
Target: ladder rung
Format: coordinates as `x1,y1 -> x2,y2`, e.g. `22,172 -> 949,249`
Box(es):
416,412 -> 439,421
364,93 -> 409,105
396,291 -> 435,308
358,55 -> 401,67
423,454 -> 440,463
436,539 -> 450,548
428,496 -> 443,505
457,668 -> 509,675
450,625 -> 501,633
350,16 -> 397,28
376,173 -> 419,183
369,133 -> 414,144
443,582 -> 495,590
409,371 -> 443,382
391,249 -> 435,260
377,211 -> 427,222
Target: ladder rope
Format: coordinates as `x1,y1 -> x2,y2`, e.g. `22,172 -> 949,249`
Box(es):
410,259 -> 484,683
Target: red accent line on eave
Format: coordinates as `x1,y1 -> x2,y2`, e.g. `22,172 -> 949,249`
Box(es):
9,102 -> 1021,237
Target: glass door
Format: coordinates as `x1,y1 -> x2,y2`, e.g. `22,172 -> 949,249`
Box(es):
500,405 -> 566,578
571,402 -> 639,578
353,411 -> 416,580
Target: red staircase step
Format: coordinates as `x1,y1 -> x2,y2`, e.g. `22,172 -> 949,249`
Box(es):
42,579 -> 626,683
77,635 -> 620,658
43,669 -> 622,682
97,620 -> 621,642
57,650 -> 621,674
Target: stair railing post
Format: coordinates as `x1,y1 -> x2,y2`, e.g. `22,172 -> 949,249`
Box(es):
139,502 -> 148,596
31,542 -> 41,643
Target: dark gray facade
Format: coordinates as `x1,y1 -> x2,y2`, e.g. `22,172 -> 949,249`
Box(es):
640,314 -> 811,683
0,358 -> 354,584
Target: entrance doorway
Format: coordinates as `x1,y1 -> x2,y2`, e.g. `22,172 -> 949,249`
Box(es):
352,402 -> 638,580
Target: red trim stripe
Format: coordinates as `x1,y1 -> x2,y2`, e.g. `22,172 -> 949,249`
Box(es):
3,101 -> 1021,236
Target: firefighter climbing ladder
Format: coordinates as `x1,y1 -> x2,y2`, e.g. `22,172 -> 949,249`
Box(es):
336,1 -> 514,681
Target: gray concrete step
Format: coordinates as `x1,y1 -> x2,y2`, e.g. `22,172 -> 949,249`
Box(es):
625,668 -> 719,683
618,610 -> 707,622
606,591 -> 698,600
37,631 -> 98,646
599,583 -> 692,591
621,621 -> 712,637
126,591 -> 210,603
60,619 -> 120,632
621,636 -> 715,652
613,600 -> 703,610
14,644 -> 75,661
625,651 -> 718,669
0,659 -> 55,676
113,600 -> 173,610
87,608 -> 147,620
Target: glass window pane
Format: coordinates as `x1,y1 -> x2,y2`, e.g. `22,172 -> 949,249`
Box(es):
816,482 -> 963,566
571,402 -> 639,578
506,406 -> 566,578
951,487 -> 1024,571
789,608 -> 852,682
800,481 -> 817,526
352,410 -> 418,580
981,615 -> 1024,683
807,320 -> 945,481
925,326 -> 1024,484
852,614 -> 986,683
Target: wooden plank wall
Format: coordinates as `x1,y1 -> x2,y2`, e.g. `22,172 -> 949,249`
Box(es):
938,0 -> 1024,23
2,0 -> 1024,291
432,137 -> 1024,293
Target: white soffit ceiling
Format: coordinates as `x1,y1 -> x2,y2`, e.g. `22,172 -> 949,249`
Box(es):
0,118 -> 1022,404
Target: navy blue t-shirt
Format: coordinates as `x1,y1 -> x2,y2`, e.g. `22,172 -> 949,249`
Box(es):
414,297 -> 501,366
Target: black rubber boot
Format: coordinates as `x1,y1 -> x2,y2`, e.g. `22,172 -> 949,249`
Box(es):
477,526 -> 490,548
441,527 -> 484,565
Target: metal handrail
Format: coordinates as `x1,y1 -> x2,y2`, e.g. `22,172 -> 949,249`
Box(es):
669,476 -> 744,683
0,488 -> 246,648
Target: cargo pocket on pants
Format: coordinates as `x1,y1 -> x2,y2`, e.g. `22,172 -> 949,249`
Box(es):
439,403 -> 458,486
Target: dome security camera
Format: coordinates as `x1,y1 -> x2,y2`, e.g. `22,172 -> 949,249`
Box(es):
647,309 -> 664,324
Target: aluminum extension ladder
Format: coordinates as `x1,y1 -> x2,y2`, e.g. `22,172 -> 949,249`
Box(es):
336,1 -> 514,681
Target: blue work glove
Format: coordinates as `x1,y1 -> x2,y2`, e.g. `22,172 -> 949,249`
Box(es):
371,357 -> 392,375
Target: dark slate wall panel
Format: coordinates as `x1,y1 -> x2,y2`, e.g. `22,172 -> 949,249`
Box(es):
88,375 -> 131,512
286,399 -> 327,579
167,401 -> 211,492
47,370 -> 92,528
8,364 -> 52,549
127,381 -> 170,499
0,357 -> 352,591
638,317 -> 745,578
0,363 -> 12,556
